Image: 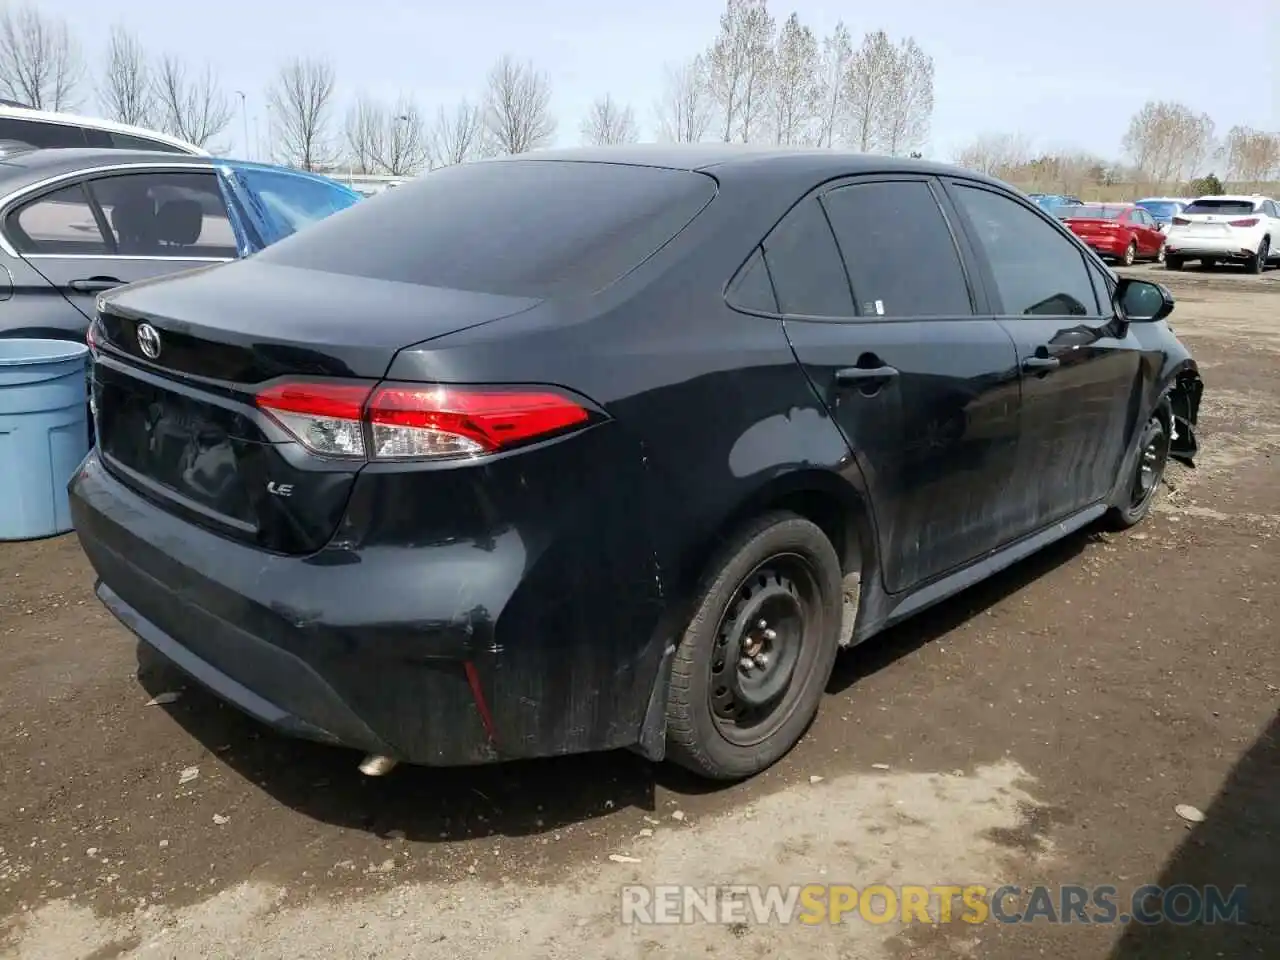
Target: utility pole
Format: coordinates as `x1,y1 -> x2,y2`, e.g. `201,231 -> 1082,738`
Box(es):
235,91 -> 249,159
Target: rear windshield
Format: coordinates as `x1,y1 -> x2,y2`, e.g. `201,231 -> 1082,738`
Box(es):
1184,199 -> 1257,216
1059,205 -> 1126,220
1136,200 -> 1180,218
255,159 -> 718,297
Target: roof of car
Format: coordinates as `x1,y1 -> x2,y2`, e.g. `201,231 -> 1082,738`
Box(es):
491,143 -> 996,181
0,105 -> 206,155
0,148 -> 213,193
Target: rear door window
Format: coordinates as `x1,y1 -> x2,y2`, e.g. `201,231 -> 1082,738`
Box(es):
821,179 -> 972,318
255,159 -> 717,298
85,171 -> 238,257
759,197 -> 854,317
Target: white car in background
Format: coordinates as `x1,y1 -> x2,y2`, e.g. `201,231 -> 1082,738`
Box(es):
0,103 -> 204,155
1164,195 -> 1280,273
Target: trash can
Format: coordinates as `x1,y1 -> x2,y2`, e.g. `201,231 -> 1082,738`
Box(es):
0,338 -> 91,540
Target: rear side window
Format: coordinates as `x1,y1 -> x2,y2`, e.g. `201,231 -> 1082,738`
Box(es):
0,116 -> 87,148
821,180 -> 972,318
256,160 -> 716,298
725,247 -> 777,312
760,197 -> 854,317
8,183 -> 109,253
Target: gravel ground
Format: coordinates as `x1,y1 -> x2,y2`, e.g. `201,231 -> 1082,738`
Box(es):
2,268 -> 1277,959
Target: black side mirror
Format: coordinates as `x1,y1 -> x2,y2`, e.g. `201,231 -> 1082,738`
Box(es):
1115,277 -> 1174,322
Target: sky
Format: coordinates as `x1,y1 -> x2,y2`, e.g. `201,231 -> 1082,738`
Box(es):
34,0 -> 1280,164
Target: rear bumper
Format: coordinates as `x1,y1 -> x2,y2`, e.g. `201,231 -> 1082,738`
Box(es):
1165,235 -> 1260,259
1081,237 -> 1129,257
69,447 -> 668,766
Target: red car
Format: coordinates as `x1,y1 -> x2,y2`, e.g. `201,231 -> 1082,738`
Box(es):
1057,203 -> 1166,266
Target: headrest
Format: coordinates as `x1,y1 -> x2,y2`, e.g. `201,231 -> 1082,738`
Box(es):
110,196 -> 157,247
156,199 -> 202,246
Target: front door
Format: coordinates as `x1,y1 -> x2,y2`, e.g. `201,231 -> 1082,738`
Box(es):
5,168 -> 239,333
944,180 -> 1142,529
763,177 -> 1022,594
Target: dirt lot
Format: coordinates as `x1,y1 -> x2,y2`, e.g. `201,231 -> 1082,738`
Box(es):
2,269 -> 1278,959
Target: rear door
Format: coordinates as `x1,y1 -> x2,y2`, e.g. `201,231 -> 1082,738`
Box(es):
1131,208 -> 1162,256
944,179 -> 1141,529
768,175 -> 1022,593
2,167 -> 239,332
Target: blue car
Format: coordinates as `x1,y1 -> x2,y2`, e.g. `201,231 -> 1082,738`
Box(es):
0,146 -> 362,341
1133,196 -> 1192,234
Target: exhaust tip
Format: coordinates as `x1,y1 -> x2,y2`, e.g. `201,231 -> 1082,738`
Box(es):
358,754 -> 399,777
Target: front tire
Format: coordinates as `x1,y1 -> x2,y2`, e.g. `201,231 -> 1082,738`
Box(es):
665,512 -> 842,781
1106,410 -> 1171,530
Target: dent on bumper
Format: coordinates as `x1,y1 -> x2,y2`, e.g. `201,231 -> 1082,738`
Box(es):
69,451 -> 666,766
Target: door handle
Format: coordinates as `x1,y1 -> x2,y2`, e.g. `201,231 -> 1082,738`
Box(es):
68,278 -> 122,293
835,365 -> 899,385
1022,355 -> 1060,373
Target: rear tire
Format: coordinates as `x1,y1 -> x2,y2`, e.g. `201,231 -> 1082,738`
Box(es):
1121,241 -> 1137,267
1247,237 -> 1269,274
1105,409 -> 1170,530
1165,255 -> 1184,271
1154,242 -> 1166,264
665,512 -> 842,781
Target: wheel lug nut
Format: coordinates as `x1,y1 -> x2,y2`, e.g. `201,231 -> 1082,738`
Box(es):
739,656 -> 755,671
763,628 -> 777,641
754,653 -> 770,668
757,619 -> 768,630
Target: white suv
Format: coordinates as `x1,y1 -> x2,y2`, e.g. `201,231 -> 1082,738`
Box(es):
0,104 -> 205,155
1164,195 -> 1279,273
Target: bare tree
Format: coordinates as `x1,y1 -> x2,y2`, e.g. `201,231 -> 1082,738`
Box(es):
816,21 -> 851,148
581,93 -> 638,145
1224,125 -> 1280,185
707,0 -> 775,143
428,99 -> 487,167
344,94 -> 382,174
654,56 -> 714,143
953,132 -> 1032,178
843,30 -> 896,152
483,54 -> 555,155
1122,100 -> 1216,186
97,26 -> 154,127
769,13 -> 820,145
267,57 -> 337,171
372,95 -> 429,175
878,37 -> 933,156
153,56 -> 232,148
0,4 -> 81,110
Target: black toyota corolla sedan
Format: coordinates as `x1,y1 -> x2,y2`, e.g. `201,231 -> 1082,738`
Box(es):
70,145 -> 1204,781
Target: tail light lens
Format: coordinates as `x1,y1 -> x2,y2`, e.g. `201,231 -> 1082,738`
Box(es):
255,380 -> 594,461
85,318 -> 98,358
1171,216 -> 1190,226
1228,217 -> 1259,227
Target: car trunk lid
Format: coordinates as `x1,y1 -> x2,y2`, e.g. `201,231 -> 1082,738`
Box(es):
91,260 -> 542,554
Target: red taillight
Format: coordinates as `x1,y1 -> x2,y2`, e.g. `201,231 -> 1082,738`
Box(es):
366,384 -> 589,459
1171,216 -> 1190,226
255,380 -> 592,461
85,319 -> 98,358
1228,217 -> 1259,227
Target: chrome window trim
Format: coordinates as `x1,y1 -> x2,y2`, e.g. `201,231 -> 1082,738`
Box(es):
0,160 -> 219,258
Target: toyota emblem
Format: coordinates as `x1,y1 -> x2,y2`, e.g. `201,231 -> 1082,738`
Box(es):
136,322 -> 161,360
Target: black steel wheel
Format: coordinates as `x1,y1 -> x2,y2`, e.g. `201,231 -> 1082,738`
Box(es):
665,511 -> 842,780
1106,410 -> 1171,529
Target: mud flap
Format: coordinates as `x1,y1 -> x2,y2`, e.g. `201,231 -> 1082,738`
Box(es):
630,641 -> 677,761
